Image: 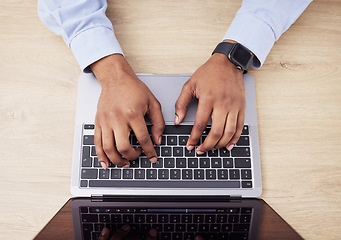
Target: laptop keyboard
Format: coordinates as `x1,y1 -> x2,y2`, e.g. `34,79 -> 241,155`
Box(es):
80,124 -> 253,189
80,206 -> 252,240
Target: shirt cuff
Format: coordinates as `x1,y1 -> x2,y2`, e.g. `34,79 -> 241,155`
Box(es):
70,26 -> 123,72
223,13 -> 276,68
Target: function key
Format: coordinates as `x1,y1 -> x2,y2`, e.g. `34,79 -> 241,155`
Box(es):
241,208 -> 252,214
241,125 -> 249,135
84,124 -> 95,130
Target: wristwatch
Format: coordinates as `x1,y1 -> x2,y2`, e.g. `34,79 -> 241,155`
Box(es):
212,42 -> 254,73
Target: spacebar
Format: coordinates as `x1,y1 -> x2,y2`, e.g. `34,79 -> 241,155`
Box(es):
89,180 -> 240,188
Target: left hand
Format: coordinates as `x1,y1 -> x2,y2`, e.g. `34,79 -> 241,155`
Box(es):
174,50 -> 246,154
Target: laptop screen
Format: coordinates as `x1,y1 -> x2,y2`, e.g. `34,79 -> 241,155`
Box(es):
34,198 -> 303,240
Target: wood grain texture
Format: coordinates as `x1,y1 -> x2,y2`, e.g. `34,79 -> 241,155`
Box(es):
0,0 -> 340,239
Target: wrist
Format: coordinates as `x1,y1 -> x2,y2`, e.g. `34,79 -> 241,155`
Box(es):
210,52 -> 244,76
90,54 -> 133,88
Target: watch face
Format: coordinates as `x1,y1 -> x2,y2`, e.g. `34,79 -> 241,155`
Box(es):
230,44 -> 253,70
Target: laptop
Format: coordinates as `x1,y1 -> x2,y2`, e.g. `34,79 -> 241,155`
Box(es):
34,73 -> 303,239
71,73 -> 262,197
34,197 -> 303,239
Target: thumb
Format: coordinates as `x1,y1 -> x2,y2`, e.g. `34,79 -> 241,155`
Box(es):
175,82 -> 194,125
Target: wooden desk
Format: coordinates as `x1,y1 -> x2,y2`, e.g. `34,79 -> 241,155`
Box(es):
0,0 -> 340,239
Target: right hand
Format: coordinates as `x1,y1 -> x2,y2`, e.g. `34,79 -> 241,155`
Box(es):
98,225 -> 158,240
91,54 -> 165,168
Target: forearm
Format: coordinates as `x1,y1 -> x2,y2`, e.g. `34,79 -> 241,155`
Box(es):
38,0 -> 123,72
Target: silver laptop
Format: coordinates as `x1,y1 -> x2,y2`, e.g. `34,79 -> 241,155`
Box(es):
71,73 -> 262,197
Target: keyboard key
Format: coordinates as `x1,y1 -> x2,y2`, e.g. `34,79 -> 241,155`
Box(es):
164,158 -> 175,168
217,215 -> 228,223
223,158 -> 233,168
99,169 -> 109,179
176,158 -> 186,168
82,146 -> 92,167
241,208 -> 252,214
188,158 -> 198,168
173,147 -> 183,156
91,146 -> 97,156
187,224 -> 198,232
182,215 -> 192,223
230,233 -> 249,239
89,180 -> 241,188
221,224 -> 232,232
218,169 -> 228,179
193,215 -> 204,223
211,158 -> 222,168
229,214 -> 240,223
185,148 -> 195,157
135,169 -> 145,179
83,135 -> 94,145
160,135 -> 166,145
80,180 -> 88,187
198,224 -> 209,232
161,147 -> 171,156
235,158 -> 251,168
241,169 -> 252,179
158,169 -> 169,179
170,215 -> 181,223
194,169 -> 204,179
231,147 -> 250,157
179,136 -> 188,145
167,136 -> 177,145
233,223 -> 250,232
205,215 -> 216,223
241,125 -> 249,135
146,215 -> 157,223
111,169 -> 121,179
147,169 -> 157,179
99,214 -> 110,223
219,148 -> 230,157
82,214 -> 98,223
208,149 -> 218,157
122,214 -> 133,223
84,124 -> 95,129
242,181 -> 253,188
154,146 -> 160,156
158,215 -> 169,223
123,169 -> 133,179
81,169 -> 97,179
152,158 -> 163,168
131,135 -> 139,145
237,136 -> 250,146
206,169 -> 216,179
170,169 -> 181,179
229,169 -> 240,179
94,157 -> 101,167
172,233 -> 183,240
182,169 -> 192,179
199,158 -> 210,168
162,125 -> 193,134
130,159 -> 139,168
240,215 -> 251,223
210,224 -> 221,232
141,157 -> 151,168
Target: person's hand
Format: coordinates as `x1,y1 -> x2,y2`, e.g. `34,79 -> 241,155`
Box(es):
98,225 -> 158,240
91,54 -> 165,168
175,42 -> 245,154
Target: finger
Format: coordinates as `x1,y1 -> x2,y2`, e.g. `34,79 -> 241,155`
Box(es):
197,109 -> 226,152
147,99 -> 165,145
131,117 -> 158,163
94,124 -> 110,169
174,81 -> 194,125
187,99 -> 212,153
226,110 -> 245,151
101,126 -> 130,167
114,123 -> 142,160
97,227 -> 109,240
214,111 -> 238,149
145,229 -> 158,240
110,224 -> 130,240
194,234 -> 205,240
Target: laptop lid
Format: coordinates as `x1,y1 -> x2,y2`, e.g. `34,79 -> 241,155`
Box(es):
34,197 -> 303,240
71,73 -> 261,197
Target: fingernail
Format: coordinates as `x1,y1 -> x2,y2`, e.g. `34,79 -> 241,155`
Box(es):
227,144 -> 235,151
121,224 -> 130,231
187,145 -> 194,151
174,115 -> 179,124
158,136 -> 162,145
196,150 -> 205,155
100,162 -> 107,169
101,227 -> 109,236
150,157 -> 157,163
123,164 -> 130,168
149,229 -> 158,237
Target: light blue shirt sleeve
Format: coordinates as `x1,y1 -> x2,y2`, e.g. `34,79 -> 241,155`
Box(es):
38,0 -> 123,72
224,0 -> 312,68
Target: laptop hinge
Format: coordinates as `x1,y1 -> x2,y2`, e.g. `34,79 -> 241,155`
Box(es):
91,195 -> 242,202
